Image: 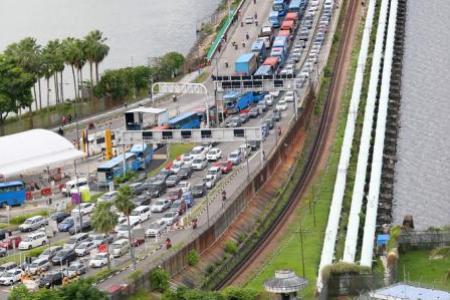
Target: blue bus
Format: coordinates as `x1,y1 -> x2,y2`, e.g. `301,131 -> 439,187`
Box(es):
129,144 -> 153,170
272,0 -> 288,16
168,111 -> 201,129
223,91 -> 266,114
0,181 -> 26,207
97,153 -> 140,187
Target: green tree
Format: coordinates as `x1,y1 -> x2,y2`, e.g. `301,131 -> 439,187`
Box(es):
4,37 -> 43,112
159,52 -> 184,78
62,37 -> 85,99
84,30 -> 109,86
187,249 -> 199,266
149,267 -> 170,292
0,54 -> 34,134
43,39 -> 65,103
115,185 -> 137,269
91,201 -> 118,270
8,284 -> 31,300
221,287 -> 259,300
58,278 -> 108,300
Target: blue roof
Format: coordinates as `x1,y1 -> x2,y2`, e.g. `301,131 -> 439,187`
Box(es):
98,152 -> 135,169
236,53 -> 255,64
273,0 -> 284,3
271,48 -> 284,55
371,283 -> 450,299
0,180 -> 24,187
289,0 -> 302,7
168,111 -> 198,125
269,10 -> 279,17
255,65 -> 273,75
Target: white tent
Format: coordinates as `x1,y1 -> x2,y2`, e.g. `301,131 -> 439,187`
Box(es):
0,129 -> 83,178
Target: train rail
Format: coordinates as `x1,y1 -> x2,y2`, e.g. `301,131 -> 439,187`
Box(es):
213,0 -> 360,290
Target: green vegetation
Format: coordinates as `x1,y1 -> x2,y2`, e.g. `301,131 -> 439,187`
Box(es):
224,240 -> 238,255
8,278 -> 108,300
115,185 -> 137,269
162,286 -> 259,300
148,143 -> 194,177
9,209 -> 49,225
0,240 -> 65,266
128,290 -> 153,300
192,71 -> 209,83
321,262 -> 370,281
187,249 -> 200,266
91,201 -> 118,270
398,249 -> 450,290
149,268 -> 170,292
113,170 -> 138,185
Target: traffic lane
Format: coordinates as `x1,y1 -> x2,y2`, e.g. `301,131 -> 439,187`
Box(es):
216,0 -> 275,75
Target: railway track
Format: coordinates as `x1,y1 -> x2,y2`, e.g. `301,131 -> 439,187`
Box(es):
214,0 -> 360,289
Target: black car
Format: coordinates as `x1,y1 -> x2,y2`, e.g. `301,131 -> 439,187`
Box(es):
158,169 -> 173,180
0,230 -> 5,241
264,118 -> 274,130
38,271 -> 63,288
146,181 -> 166,198
179,166 -> 193,179
128,182 -> 145,195
166,174 -> 181,187
68,220 -> 92,235
50,211 -> 70,223
133,192 -> 151,206
51,249 -> 76,266
192,183 -> 207,198
249,140 -> 260,151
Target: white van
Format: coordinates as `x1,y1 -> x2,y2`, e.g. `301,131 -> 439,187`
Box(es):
62,178 -> 89,196
19,216 -> 48,232
18,232 -> 48,250
110,239 -> 130,258
129,206 -> 151,224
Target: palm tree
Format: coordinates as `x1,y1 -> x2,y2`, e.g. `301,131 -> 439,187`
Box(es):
44,39 -> 65,103
62,37 -> 84,99
4,38 -> 42,111
91,202 -> 118,270
84,30 -> 108,86
115,185 -> 137,270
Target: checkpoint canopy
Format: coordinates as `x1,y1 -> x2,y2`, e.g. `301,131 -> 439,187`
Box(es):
0,129 -> 84,179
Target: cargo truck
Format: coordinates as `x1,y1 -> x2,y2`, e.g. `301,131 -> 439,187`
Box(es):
235,53 -> 258,76
251,39 -> 267,63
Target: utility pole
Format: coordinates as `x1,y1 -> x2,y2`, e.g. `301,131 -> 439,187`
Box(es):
299,225 -> 306,278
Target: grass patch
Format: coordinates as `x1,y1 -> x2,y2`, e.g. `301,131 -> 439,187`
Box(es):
244,1 -> 364,297
147,144 -> 194,177
0,240 -> 65,265
128,290 -> 154,300
9,210 -> 49,225
192,71 -> 209,83
398,249 -> 450,290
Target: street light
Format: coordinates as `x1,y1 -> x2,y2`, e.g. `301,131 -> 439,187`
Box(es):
73,85 -> 83,233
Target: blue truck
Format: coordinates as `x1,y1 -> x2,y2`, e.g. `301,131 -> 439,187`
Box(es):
254,64 -> 274,76
273,36 -> 289,53
251,39 -> 267,63
268,10 -> 281,28
270,47 -> 286,66
273,0 -> 288,17
223,91 -> 266,114
235,52 -> 258,76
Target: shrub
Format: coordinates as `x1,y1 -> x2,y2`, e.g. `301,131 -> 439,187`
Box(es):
222,286 -> 259,300
224,240 -> 238,255
205,264 -> 215,275
237,233 -> 247,244
9,210 -> 49,225
127,270 -> 143,283
187,249 -> 199,266
321,262 -> 371,281
149,268 -> 170,292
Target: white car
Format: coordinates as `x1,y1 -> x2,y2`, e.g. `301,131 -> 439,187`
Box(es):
276,100 -> 288,111
75,241 -> 96,256
0,269 -> 22,285
284,91 -> 295,103
192,158 -> 208,170
170,160 -> 184,174
182,154 -> 195,167
145,221 -> 167,238
129,206 -> 151,224
19,232 -> 48,250
89,252 -> 109,268
190,146 -> 208,160
206,148 -> 222,161
264,94 -> 274,106
178,181 -> 191,193
150,198 -> 171,213
203,175 -> 217,189
71,203 -> 95,216
281,65 -> 295,76
244,16 -> 254,24
28,258 -> 50,275
115,224 -> 136,239
207,166 -> 222,180
161,211 -> 180,226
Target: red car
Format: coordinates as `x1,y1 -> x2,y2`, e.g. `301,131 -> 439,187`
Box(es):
215,160 -> 233,174
131,238 -> 145,248
167,187 -> 183,202
0,236 -> 22,250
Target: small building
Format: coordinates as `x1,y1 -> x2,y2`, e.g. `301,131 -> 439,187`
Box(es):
369,283 -> 450,300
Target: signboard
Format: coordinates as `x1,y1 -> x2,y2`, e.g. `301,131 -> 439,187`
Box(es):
154,82 -> 208,95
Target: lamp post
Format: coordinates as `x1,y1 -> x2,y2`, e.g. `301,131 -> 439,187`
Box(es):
73,85 -> 83,233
